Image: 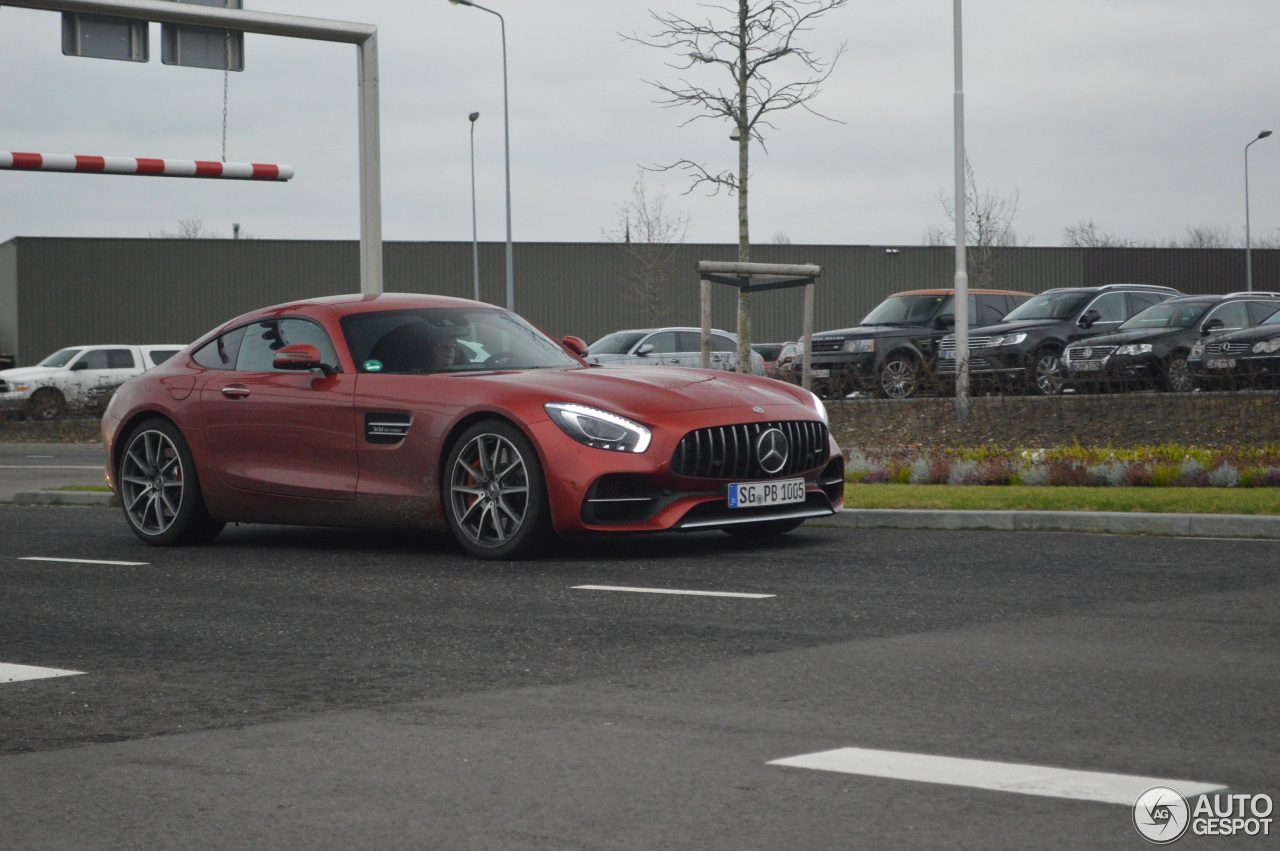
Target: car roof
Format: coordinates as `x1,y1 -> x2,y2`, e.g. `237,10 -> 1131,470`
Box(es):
889,288 -> 1034,296
605,327 -> 736,336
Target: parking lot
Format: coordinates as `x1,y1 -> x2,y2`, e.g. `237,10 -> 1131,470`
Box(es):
1,502 -> 1276,849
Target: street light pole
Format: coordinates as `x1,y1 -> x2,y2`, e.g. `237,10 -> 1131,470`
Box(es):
468,111 -> 480,302
450,0 -> 513,311
1245,129 -> 1272,293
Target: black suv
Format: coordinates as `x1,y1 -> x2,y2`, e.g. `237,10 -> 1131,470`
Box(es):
1062,293 -> 1280,392
937,284 -> 1182,394
807,288 -> 1033,399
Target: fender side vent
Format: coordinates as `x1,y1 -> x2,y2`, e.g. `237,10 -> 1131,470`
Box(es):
365,412 -> 412,445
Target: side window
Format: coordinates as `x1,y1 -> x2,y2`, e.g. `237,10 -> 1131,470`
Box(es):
709,334 -> 737,352
1248,301 -> 1280,324
1128,292 -> 1164,313
976,295 -> 1004,326
1208,302 -> 1250,330
192,326 -> 247,370
641,331 -> 678,354
235,318 -> 338,372
277,319 -> 339,367
106,349 -> 137,369
675,331 -> 702,352
73,349 -> 134,370
148,349 -> 180,366
1088,292 -> 1128,322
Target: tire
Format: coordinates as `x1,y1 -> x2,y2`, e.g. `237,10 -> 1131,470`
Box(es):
118,418 -> 224,546
877,354 -> 918,399
1028,346 -> 1065,395
722,517 -> 806,538
443,419 -> 552,559
1159,353 -> 1194,393
27,388 -> 66,420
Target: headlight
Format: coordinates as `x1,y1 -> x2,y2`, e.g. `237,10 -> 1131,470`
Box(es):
991,332 -> 1027,347
545,403 -> 651,453
1190,341 -> 1205,358
1252,338 -> 1280,354
1115,343 -> 1153,356
843,339 -> 875,353
807,391 -> 828,424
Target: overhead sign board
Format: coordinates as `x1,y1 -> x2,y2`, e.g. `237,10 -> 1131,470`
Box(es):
161,0 -> 243,71
61,11 -> 148,62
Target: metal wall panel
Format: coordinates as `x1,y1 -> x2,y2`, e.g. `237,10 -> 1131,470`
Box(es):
4,237 -> 1278,365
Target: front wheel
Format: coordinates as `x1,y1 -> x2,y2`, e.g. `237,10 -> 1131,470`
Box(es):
444,419 -> 552,559
1159,353 -> 1194,392
27,388 -> 66,420
1028,346 -> 1065,395
118,419 -> 223,546
878,355 -> 919,399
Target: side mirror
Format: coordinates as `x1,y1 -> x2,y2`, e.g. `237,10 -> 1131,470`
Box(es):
636,343 -> 656,356
561,335 -> 588,357
273,344 -> 335,375
934,313 -> 956,330
1201,318 -> 1225,335
1079,309 -> 1101,329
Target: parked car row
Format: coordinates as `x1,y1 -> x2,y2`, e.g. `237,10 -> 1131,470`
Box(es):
804,284 -> 1280,398
584,327 -> 767,375
0,343 -> 185,419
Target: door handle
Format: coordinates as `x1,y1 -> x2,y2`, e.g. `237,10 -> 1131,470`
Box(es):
221,385 -> 251,399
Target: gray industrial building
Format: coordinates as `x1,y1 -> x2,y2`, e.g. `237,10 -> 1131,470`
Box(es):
1,236 -> 1276,365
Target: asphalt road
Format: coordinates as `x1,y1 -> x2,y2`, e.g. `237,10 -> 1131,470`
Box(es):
0,442 -> 105,500
1,505 -> 1276,849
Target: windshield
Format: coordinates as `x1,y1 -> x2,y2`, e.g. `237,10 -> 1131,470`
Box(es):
1262,308 -> 1280,326
1119,301 -> 1209,331
861,295 -> 949,326
588,331 -> 648,355
1003,291 -> 1092,321
341,307 -> 580,374
37,348 -> 82,368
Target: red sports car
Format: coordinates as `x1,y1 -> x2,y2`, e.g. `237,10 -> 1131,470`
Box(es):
102,294 -> 845,558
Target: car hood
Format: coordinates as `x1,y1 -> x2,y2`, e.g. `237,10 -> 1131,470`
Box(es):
815,324 -> 924,339
942,319 -> 1057,341
0,366 -> 58,382
1201,325 -> 1280,344
473,366 -> 817,419
1067,328 -> 1180,348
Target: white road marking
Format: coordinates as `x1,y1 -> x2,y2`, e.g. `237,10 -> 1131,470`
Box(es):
573,585 -> 774,599
768,747 -> 1226,805
0,465 -> 103,470
0,663 -> 84,683
19,557 -> 149,566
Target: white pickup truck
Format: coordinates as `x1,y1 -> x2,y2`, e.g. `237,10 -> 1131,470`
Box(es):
0,344 -> 185,419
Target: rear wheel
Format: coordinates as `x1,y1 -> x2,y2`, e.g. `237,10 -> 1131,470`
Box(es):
444,419 -> 552,559
27,388 -> 66,420
118,418 -> 223,546
878,354 -> 918,399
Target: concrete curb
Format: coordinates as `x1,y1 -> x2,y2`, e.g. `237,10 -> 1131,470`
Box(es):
820,508 -> 1280,539
11,490 -> 118,507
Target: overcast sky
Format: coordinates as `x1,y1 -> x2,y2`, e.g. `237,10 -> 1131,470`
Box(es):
1,0 -> 1277,249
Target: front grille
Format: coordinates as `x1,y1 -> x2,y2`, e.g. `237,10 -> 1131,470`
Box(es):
671,420 -> 828,480
810,338 -> 845,353
1064,344 -> 1117,367
938,336 -> 998,351
1205,340 -> 1250,355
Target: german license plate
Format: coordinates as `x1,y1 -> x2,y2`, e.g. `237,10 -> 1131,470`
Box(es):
940,350 -> 955,360
728,478 -> 805,509
810,368 -> 829,378
1070,361 -> 1101,371
1207,358 -> 1236,369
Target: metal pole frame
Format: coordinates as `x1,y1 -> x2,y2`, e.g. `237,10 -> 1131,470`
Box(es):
1245,131 -> 1271,293
952,0 -> 970,420
469,111 -> 480,302
1,0 -> 383,296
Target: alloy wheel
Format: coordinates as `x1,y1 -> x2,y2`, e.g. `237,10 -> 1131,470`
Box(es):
1033,352 -> 1064,395
1165,357 -> 1193,392
120,428 -> 186,537
448,432 -> 531,549
880,357 -> 917,399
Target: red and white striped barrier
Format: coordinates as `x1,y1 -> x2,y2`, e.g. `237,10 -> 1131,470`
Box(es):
0,151 -> 293,181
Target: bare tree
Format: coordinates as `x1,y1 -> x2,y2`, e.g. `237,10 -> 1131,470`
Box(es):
603,173 -> 691,325
770,230 -> 793,245
1062,219 -> 1141,248
1171,225 -> 1233,249
151,218 -> 218,239
926,158 -> 1027,288
626,0 -> 847,370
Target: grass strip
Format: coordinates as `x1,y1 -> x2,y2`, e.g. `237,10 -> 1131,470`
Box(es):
844,484 -> 1280,515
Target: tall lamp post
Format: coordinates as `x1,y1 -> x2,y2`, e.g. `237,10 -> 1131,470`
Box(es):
468,111 -> 481,301
1245,129 -> 1272,293
449,0 -> 513,311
